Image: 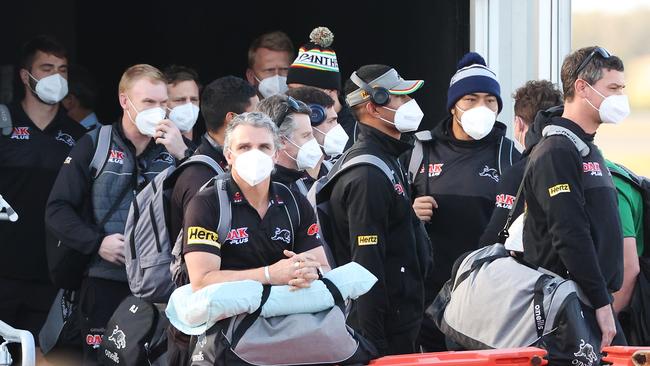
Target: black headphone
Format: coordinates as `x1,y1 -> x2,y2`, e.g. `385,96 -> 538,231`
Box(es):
350,71 -> 390,106
308,104 -> 327,126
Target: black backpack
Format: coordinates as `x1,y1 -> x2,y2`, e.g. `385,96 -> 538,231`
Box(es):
98,296 -> 169,366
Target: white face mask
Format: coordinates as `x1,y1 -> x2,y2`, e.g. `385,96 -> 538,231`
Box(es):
29,73 -> 68,104
585,83 -> 630,124
169,102 -> 200,132
256,75 -> 288,99
233,148 -> 275,187
380,99 -> 424,133
314,124 -> 349,156
126,96 -> 166,136
456,105 -> 496,140
285,138 -> 323,170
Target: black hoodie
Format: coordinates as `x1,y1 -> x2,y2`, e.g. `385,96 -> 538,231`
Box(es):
410,116 -> 521,291
478,106 -> 562,246
523,114 -> 623,308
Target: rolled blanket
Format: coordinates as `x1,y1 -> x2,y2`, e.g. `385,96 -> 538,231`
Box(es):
166,262 -> 377,335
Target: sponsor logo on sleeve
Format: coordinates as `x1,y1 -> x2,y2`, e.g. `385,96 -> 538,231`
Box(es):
10,127 -> 29,140
307,223 -> 319,236
548,183 -> 571,197
357,235 -> 378,246
187,226 -> 220,248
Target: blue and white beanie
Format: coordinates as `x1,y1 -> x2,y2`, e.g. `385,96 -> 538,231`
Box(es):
446,52 -> 502,113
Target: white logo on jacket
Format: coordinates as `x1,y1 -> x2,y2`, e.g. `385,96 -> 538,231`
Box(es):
479,165 -> 500,182
572,339 -> 598,366
108,325 -> 126,349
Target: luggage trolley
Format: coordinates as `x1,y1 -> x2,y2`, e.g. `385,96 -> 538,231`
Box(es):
0,194 -> 35,366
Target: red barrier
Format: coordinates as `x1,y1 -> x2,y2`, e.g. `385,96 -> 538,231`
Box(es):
369,347 -> 547,366
602,346 -> 650,366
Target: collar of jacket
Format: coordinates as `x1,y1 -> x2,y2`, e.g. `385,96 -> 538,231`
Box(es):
355,122 -> 413,157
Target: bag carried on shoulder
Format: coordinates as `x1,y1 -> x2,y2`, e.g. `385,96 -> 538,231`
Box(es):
189,278 -> 377,366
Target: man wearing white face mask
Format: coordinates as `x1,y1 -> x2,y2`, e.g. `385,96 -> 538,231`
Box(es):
45,64 -> 190,364
245,31 -> 294,99
257,95 -> 326,197
522,46 -> 629,350
0,34 -> 86,365
406,52 -> 520,352
182,111 -> 329,293
285,86 -> 349,163
323,65 -> 430,356
164,65 -> 201,143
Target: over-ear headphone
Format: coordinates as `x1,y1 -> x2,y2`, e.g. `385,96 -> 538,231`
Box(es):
308,104 -> 326,126
350,71 -> 390,106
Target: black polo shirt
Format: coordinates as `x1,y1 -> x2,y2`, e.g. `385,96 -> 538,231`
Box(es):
0,102 -> 86,282
182,175 -> 323,270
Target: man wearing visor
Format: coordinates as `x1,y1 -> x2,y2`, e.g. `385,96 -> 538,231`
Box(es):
326,65 -> 429,355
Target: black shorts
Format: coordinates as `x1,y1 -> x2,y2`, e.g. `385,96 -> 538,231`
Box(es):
0,277 -> 58,346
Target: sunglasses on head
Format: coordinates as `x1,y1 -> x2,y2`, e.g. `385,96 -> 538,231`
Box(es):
277,96 -> 300,127
574,47 -> 611,78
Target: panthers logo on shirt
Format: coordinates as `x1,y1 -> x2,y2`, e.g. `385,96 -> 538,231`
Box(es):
55,130 -> 75,146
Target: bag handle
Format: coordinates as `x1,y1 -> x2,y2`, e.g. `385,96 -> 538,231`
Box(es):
321,277 -> 345,309
230,285 -> 272,348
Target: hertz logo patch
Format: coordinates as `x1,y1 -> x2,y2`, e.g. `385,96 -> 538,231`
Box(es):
357,235 -> 378,246
187,226 -> 220,248
548,184 -> 571,197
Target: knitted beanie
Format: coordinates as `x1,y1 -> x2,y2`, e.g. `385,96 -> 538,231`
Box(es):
447,52 -> 502,112
286,27 -> 341,90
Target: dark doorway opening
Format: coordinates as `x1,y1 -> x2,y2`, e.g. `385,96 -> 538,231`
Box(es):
2,0 -> 469,130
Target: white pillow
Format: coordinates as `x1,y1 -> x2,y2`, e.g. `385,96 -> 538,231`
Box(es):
165,262 -> 378,335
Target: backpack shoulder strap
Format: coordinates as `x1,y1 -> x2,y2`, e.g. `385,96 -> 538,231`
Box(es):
272,182 -> 301,250
337,154 -> 397,186
497,136 -> 515,175
182,154 -> 225,175
0,104 -> 12,136
294,179 -> 309,197
542,125 -> 590,157
408,130 -> 433,184
89,125 -> 113,179
214,177 -> 232,243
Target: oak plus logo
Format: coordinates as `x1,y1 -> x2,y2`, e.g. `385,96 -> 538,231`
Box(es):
495,194 -> 516,209
108,150 -> 125,164
420,163 -> 444,177
10,127 -> 29,140
226,227 -> 249,245
583,162 -> 602,176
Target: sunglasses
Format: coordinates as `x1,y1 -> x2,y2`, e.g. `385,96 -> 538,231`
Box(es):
574,47 -> 611,78
277,96 -> 301,127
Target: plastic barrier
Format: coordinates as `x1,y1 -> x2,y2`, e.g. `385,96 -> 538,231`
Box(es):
369,347 -> 547,366
602,346 -> 650,366
0,320 -> 35,366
